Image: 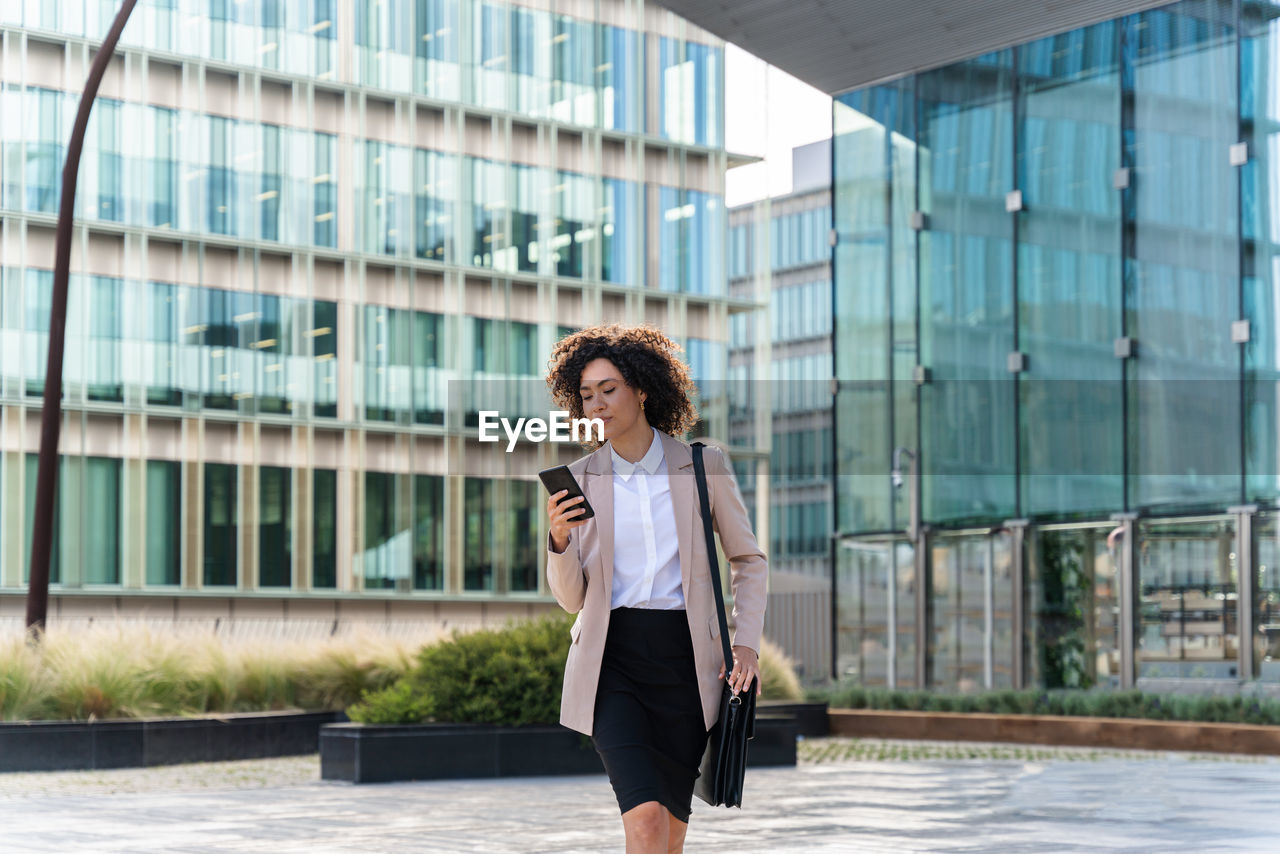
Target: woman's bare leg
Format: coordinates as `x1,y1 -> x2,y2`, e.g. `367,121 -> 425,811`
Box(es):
666,811 -> 689,854
621,801 -> 669,854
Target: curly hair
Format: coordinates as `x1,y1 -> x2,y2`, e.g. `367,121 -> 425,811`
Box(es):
546,323 -> 699,450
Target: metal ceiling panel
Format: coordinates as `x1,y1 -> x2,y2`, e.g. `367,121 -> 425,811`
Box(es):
652,0 -> 1178,95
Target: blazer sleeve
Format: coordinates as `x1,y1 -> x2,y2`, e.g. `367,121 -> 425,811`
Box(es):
546,528 -> 587,614
706,445 -> 768,655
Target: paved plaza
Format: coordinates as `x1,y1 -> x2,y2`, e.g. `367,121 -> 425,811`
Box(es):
0,739 -> 1277,853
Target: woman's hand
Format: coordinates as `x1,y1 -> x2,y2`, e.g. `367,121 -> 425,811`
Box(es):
718,645 -> 762,697
547,489 -> 588,553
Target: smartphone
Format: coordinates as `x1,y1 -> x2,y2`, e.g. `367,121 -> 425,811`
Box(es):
538,465 -> 595,520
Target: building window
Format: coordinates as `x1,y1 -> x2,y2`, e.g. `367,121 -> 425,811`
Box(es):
509,480 -> 537,592
312,300 -> 338,418
259,465 -> 292,588
414,474 -> 445,591
146,460 -> 181,586
22,454 -> 121,587
312,468 -> 338,590
464,478 -> 495,591
602,178 -> 639,286
364,470 -> 408,590
203,463 -> 239,587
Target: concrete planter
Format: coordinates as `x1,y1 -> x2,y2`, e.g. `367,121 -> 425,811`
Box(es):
0,710 -> 344,773
758,700 -> 828,736
320,715 -> 799,784
829,709 -> 1280,756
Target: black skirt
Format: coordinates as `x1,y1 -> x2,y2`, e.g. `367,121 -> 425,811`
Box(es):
590,607 -> 709,823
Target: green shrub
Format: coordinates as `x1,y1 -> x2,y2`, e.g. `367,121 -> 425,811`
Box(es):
347,615 -> 810,725
813,684 -> 1280,726
349,613 -> 573,726
344,678 -> 435,724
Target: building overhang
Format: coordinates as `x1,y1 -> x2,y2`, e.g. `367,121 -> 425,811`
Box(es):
651,0 -> 1178,95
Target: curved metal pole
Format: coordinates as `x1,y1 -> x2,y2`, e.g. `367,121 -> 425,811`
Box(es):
25,0 -> 139,638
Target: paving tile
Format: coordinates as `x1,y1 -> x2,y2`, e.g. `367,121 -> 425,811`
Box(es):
1,747 -> 1279,852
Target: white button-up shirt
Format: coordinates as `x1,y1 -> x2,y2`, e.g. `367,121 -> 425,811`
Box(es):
608,426 -> 684,610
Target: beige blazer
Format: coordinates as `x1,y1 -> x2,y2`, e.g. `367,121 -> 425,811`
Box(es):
546,430 -> 768,737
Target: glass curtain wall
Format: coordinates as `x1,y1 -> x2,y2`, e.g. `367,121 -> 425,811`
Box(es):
834,4 -> 1280,534
0,3 -> 716,144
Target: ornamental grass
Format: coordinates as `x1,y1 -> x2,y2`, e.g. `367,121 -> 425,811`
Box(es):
0,625 -> 426,722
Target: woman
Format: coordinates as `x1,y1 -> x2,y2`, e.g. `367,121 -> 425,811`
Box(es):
543,323 -> 768,854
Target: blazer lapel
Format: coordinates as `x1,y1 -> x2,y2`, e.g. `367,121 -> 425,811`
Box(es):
584,445 -> 614,604
659,432 -> 697,600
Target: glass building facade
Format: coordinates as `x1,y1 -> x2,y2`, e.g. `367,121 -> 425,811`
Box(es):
728,140 -> 832,682
834,1 -> 1280,690
0,0 -> 739,631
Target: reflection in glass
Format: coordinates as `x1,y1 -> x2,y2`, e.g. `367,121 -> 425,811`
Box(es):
553,171 -> 591,278
1127,6 -> 1240,512
1249,515 -> 1280,680
836,540 -> 890,685
1028,526 -> 1121,688
1017,23 -> 1123,519
599,24 -> 640,133
312,301 -> 338,418
1244,10 -> 1280,504
1137,518 -> 1238,679
919,52 -> 1016,526
893,541 -> 917,686
363,305 -> 413,422
602,178 -> 640,285
654,36 -> 722,147
364,470 -> 409,590
467,317 -> 538,426
930,532 -> 1013,691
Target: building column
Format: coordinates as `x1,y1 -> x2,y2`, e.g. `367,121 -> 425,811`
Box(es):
914,526 -> 931,689
1004,518 -> 1030,690
1231,504 -> 1258,682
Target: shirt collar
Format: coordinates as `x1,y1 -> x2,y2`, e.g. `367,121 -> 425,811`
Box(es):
610,426 -> 664,481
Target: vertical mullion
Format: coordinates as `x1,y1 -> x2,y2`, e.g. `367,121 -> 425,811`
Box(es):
1011,46 -> 1022,520
913,72 -> 929,690
1120,15 -> 1135,515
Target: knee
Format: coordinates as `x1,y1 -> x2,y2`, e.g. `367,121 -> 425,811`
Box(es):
627,802 -> 668,846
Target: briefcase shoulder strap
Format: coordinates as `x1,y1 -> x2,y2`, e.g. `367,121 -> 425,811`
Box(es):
691,442 -> 734,671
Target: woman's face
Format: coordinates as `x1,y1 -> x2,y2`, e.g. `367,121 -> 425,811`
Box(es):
579,357 -> 647,442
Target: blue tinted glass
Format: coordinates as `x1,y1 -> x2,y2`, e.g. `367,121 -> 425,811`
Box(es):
1126,5 -> 1240,512
918,51 -> 1016,525
603,177 -> 639,285
1017,22 -> 1124,519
